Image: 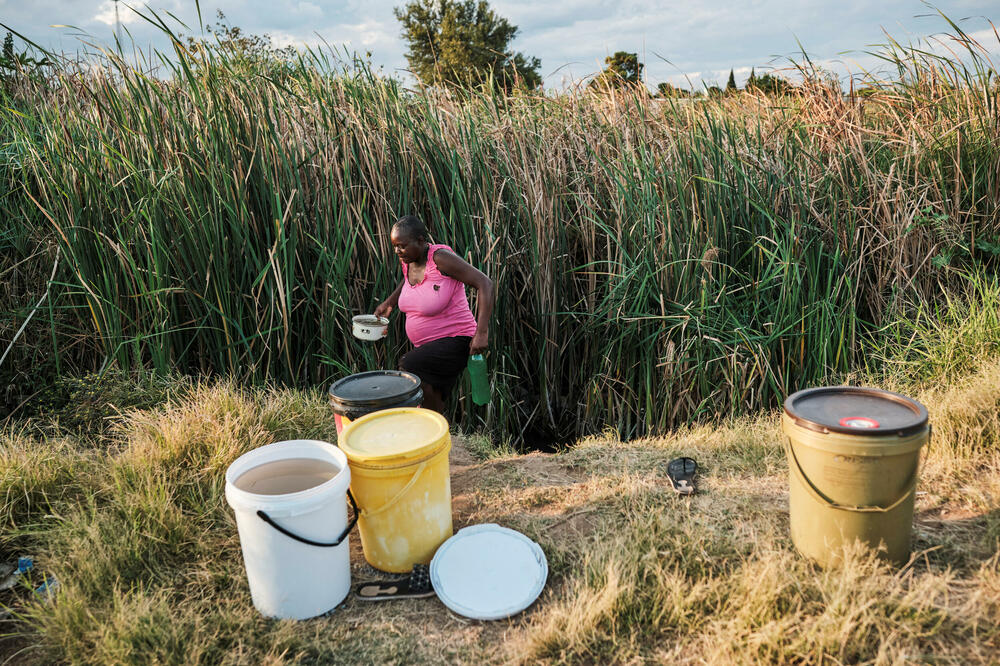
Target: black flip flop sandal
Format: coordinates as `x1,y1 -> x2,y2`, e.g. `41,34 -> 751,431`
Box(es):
354,563 -> 435,601
667,457 -> 698,495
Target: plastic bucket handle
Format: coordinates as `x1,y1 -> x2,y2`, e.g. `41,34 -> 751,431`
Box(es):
783,425 -> 931,514
256,490 -> 359,548
361,461 -> 427,518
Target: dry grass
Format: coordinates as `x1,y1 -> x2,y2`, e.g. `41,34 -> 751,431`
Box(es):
0,357 -> 996,664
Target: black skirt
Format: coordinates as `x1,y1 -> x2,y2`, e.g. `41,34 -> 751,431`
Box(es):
399,336 -> 472,399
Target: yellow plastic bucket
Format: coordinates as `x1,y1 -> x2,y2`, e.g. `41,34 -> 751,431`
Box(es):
338,407 -> 452,572
782,387 -> 930,566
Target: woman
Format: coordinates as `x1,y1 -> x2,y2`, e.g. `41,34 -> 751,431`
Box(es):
374,216 -> 494,413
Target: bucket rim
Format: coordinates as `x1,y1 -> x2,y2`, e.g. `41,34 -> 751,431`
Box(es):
329,389 -> 424,420
328,370 -> 422,407
352,314 -> 388,327
781,413 -> 928,456
225,439 -> 350,516
338,407 -> 449,465
345,437 -> 451,471
784,386 -> 928,437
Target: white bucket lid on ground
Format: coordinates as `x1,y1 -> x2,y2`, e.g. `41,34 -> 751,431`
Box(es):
430,524 -> 547,620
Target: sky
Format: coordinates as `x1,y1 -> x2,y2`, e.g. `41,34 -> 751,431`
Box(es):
1,1 -> 997,89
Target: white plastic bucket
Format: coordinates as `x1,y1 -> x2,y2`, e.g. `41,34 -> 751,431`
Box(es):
225,440 -> 356,620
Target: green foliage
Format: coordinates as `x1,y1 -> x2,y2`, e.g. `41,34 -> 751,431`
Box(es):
182,11 -> 298,79
746,68 -> 795,95
589,51 -> 643,90
903,206 -> 1000,270
0,31 -> 51,92
656,82 -> 689,98
26,371 -> 188,436
393,0 -> 541,91
726,68 -> 737,92
1,11 -> 999,445
873,270 -> 1000,384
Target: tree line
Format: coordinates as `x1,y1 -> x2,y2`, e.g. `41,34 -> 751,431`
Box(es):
2,1 -> 797,97
394,0 -> 796,96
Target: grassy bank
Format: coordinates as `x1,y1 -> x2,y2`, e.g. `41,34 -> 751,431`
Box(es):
2,16 -> 998,443
0,355 -> 996,663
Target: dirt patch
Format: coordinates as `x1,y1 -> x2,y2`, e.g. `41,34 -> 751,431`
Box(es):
345,435 -> 587,574
449,442 -> 589,526
538,506 -> 603,542
453,450 -> 584,495
449,437 -> 482,520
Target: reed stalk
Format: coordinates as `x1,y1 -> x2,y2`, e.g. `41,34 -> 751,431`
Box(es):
2,16 -> 998,443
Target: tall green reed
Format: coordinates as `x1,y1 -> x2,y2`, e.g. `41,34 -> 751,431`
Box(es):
2,16 -> 998,443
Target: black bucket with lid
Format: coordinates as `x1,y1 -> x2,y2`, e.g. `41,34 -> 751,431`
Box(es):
328,370 -> 423,434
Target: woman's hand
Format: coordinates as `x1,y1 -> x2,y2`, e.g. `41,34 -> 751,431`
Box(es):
374,281 -> 404,339
470,331 -> 488,355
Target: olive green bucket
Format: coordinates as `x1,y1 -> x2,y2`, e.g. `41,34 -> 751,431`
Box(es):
782,387 -> 930,567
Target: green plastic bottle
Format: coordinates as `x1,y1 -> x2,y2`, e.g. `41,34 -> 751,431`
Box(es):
468,354 -> 490,405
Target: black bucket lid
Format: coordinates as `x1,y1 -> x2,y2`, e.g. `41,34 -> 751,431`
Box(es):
328,370 -> 422,409
784,386 -> 928,436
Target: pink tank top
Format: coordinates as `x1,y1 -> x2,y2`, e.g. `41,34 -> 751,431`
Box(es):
398,244 -> 478,347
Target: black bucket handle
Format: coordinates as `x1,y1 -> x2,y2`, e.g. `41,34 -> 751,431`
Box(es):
783,425 -> 930,514
256,490 -> 358,547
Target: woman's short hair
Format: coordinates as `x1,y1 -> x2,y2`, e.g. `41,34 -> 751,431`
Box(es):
392,215 -> 429,241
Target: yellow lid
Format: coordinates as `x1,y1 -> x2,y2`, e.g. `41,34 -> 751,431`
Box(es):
339,407 -> 449,465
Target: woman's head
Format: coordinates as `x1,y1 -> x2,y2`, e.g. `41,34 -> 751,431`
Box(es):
391,215 -> 430,263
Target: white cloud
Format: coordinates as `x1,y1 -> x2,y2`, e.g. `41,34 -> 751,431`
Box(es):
93,1 -> 141,27
298,2 -> 324,21
92,1 -> 190,28
270,31 -> 326,50
272,20 -> 394,50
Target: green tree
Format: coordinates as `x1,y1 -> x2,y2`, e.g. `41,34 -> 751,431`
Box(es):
656,81 -> 688,98
394,0 -> 542,91
726,69 -> 737,92
589,51 -> 643,90
746,71 -> 794,95
183,11 -> 298,78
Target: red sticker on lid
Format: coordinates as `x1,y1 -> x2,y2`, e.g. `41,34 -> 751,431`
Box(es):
839,416 -> 880,428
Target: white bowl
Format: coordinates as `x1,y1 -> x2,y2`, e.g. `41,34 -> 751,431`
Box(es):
352,315 -> 388,341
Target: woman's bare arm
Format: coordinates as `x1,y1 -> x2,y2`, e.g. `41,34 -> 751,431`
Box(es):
433,249 -> 494,354
374,279 -> 405,319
